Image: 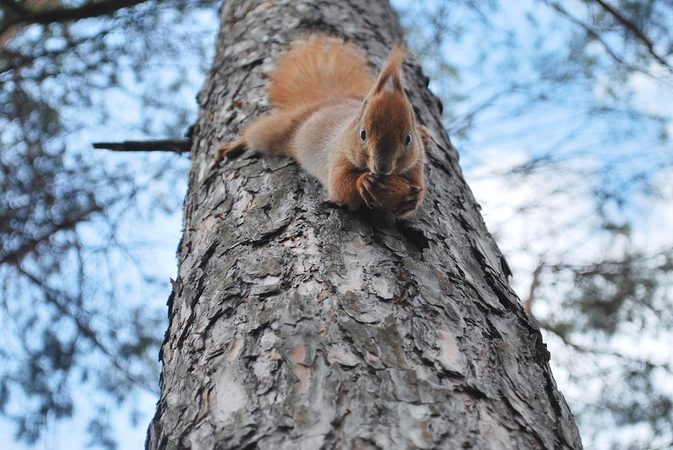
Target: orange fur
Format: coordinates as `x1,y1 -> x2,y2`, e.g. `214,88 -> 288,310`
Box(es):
268,35 -> 375,110
215,35 -> 427,217
371,45 -> 407,95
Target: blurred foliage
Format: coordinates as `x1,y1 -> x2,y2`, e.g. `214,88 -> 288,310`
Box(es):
1,0 -> 218,448
2,0 -> 673,449
396,0 -> 673,448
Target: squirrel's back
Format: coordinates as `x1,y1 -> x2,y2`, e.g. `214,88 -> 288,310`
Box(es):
268,34 -> 375,111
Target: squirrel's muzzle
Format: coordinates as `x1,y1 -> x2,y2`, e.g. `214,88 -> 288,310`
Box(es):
374,160 -> 393,176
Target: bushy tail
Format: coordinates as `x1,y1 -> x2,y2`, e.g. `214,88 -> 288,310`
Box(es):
268,35 -> 375,110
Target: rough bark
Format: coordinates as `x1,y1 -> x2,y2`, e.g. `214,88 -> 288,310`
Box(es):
147,0 -> 584,449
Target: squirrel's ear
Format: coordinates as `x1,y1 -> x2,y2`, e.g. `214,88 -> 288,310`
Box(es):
372,45 -> 407,95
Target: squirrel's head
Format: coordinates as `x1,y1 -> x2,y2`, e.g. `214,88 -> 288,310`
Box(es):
350,45 -> 424,175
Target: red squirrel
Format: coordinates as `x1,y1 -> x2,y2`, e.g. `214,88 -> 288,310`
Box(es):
215,34 -> 427,217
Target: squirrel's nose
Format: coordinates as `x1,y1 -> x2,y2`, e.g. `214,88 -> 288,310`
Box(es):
375,162 -> 392,176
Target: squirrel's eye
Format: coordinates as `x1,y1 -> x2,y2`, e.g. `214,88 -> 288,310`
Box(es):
360,128 -> 367,141
404,134 -> 412,146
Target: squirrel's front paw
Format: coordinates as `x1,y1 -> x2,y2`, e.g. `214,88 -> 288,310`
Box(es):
395,185 -> 423,217
215,139 -> 247,164
357,172 -> 385,209
357,173 -> 421,216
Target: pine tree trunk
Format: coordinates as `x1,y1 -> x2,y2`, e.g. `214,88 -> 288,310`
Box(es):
146,0 -> 583,448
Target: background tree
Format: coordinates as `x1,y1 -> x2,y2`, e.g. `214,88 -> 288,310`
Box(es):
1,0 -> 218,447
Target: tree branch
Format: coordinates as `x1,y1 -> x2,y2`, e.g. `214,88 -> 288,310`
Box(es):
0,204 -> 102,266
93,139 -> 191,154
591,0 -> 672,72
0,0 -> 30,14
16,264 -> 158,393
1,0 -> 147,37
524,261 -> 544,316
545,1 -> 664,81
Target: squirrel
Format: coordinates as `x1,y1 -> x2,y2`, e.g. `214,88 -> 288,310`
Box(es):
215,34 -> 427,217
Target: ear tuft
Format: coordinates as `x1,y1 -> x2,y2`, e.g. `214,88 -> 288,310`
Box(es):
372,44 -> 408,95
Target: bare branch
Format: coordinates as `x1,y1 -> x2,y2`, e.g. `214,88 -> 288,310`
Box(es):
591,0 -> 672,72
0,0 -> 30,14
0,204 -> 102,266
524,261 -> 544,316
0,0 -> 147,37
16,265 -> 159,393
93,139 -> 191,154
545,1 -> 665,81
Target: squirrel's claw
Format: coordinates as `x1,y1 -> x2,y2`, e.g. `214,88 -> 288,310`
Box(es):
367,173 -> 391,193
215,140 -> 247,165
396,186 -> 423,217
357,173 -> 421,215
357,173 -> 383,208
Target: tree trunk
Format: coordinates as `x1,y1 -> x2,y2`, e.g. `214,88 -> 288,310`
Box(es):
146,0 -> 583,448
